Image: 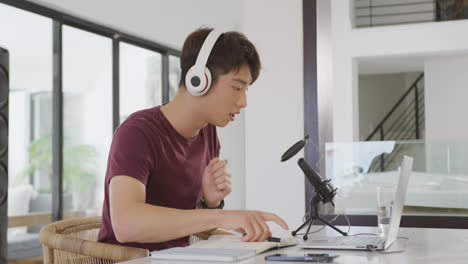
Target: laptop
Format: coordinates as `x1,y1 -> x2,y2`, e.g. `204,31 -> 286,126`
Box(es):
300,155 -> 413,251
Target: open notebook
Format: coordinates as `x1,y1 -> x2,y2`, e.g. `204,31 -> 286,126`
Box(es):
151,247 -> 256,262
151,235 -> 297,262
190,234 -> 297,254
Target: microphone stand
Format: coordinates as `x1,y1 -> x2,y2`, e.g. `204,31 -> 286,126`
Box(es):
292,195 -> 348,240
281,135 -> 348,240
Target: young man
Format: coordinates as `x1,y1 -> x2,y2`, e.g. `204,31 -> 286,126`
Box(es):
98,28 -> 288,251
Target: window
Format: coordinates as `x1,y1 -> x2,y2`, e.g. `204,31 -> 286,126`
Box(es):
0,2 -> 181,255
0,3 -> 53,232
120,42 -> 162,123
62,25 -> 112,215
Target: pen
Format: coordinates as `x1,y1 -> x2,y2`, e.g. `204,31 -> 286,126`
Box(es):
241,233 -> 281,242
267,237 -> 281,242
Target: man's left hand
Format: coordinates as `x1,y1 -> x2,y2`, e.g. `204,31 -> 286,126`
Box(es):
202,157 -> 232,208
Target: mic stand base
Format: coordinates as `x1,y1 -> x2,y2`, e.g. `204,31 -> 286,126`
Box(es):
292,196 -> 348,240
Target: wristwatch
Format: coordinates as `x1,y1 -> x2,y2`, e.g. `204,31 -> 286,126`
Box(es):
201,199 -> 225,209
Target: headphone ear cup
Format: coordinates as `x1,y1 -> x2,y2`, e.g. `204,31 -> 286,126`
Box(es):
185,66 -> 212,96
185,66 -> 205,96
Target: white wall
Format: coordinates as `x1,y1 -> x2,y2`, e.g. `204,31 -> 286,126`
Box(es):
242,0 -> 305,231
25,0 -> 247,210
217,113 -> 246,210
359,73 -> 406,140
317,0 -> 334,175
358,73 -> 421,140
424,55 -> 468,141
424,55 -> 468,174
331,0 -> 468,141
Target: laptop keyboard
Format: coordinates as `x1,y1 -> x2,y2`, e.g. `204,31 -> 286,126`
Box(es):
340,236 -> 383,246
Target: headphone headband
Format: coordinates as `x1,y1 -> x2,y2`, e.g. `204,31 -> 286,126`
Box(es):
194,29 -> 222,70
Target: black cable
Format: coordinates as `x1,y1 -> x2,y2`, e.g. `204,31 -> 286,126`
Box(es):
295,214 -> 351,236
350,233 -> 409,254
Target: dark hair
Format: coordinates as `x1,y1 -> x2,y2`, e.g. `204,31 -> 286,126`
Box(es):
179,27 -> 261,88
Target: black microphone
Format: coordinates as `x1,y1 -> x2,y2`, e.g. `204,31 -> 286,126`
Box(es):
281,135 -> 309,162
297,158 -> 336,205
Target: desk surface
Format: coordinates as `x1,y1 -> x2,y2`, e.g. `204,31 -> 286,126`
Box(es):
120,226 -> 468,264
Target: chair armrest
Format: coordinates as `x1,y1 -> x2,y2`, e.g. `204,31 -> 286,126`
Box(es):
39,223 -> 149,262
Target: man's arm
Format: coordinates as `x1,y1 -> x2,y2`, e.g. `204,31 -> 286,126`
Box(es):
109,175 -> 220,243
109,175 -> 289,243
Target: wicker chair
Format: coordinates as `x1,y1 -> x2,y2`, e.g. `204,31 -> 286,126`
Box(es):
38,216 -> 232,264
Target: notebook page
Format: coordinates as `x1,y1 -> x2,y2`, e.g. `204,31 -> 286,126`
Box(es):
189,234 -> 297,254
190,235 -> 275,254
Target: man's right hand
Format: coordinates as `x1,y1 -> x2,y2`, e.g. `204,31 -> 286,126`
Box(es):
218,210 -> 289,242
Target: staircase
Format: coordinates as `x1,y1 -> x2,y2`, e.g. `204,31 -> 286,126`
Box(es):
366,73 -> 425,172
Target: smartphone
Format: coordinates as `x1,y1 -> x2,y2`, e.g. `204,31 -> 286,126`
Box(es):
265,253 -> 339,262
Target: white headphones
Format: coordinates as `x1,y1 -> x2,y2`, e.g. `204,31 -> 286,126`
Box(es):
185,29 -> 222,96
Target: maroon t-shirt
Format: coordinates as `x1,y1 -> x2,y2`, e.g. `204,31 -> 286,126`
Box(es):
97,106 -> 220,251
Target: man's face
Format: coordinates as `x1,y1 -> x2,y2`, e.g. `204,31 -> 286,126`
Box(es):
201,64 -> 252,127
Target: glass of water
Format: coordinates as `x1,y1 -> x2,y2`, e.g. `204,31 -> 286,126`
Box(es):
377,185 -> 395,237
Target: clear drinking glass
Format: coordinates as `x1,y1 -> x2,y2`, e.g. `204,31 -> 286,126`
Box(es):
377,185 -> 395,237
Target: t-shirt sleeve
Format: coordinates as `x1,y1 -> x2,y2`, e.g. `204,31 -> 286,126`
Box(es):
107,123 -> 155,186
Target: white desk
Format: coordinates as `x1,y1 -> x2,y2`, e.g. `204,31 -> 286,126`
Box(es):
120,226 -> 468,264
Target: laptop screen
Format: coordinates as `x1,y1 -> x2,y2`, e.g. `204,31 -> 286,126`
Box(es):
384,156 -> 413,249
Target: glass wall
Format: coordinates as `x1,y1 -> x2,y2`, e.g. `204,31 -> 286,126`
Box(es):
63,25 -> 112,216
120,42 -> 162,123
326,140 -> 468,217
0,2 -> 52,235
